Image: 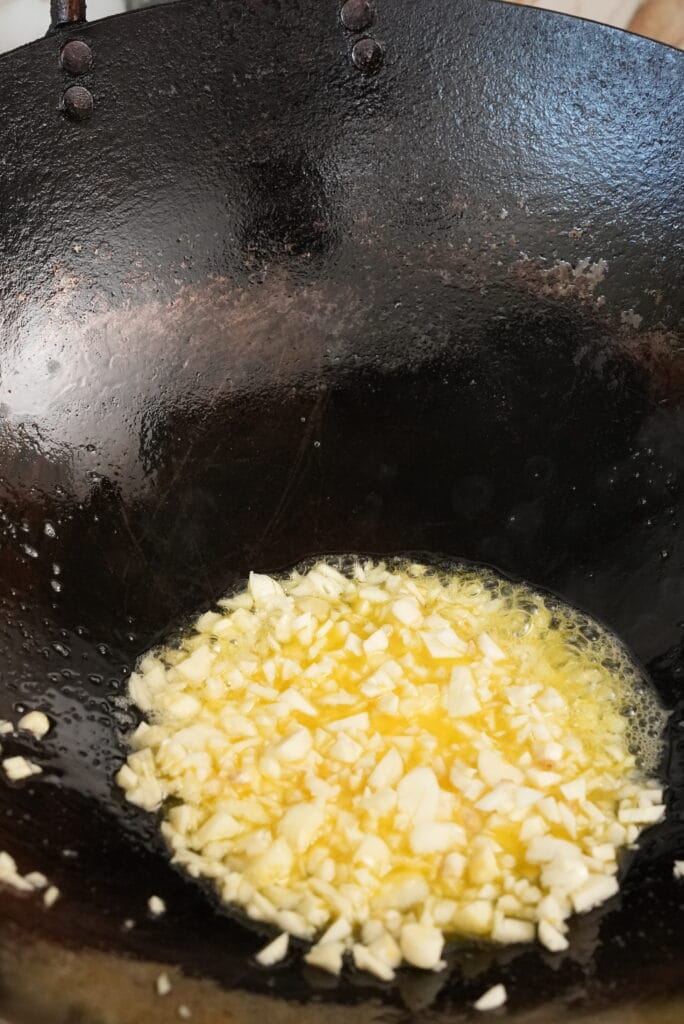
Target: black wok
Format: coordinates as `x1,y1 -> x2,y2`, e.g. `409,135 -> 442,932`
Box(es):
0,0 -> 682,1021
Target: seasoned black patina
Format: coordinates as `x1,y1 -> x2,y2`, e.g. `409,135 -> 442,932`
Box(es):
0,1 -> 682,1021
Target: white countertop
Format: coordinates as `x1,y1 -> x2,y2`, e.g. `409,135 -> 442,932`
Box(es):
0,0 -> 176,54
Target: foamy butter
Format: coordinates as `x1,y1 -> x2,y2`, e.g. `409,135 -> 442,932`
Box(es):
117,557 -> 668,979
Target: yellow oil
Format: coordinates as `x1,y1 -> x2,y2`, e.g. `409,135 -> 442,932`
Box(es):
278,555 -> 665,773
129,554 -> 668,950
255,557 -> 667,896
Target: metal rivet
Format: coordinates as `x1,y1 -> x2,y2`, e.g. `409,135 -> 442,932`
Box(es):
351,37 -> 383,74
60,40 -> 93,76
341,0 -> 373,32
62,85 -> 93,121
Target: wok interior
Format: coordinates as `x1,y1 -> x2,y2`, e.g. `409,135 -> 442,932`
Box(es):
0,279 -> 683,1020
0,0 -> 682,1019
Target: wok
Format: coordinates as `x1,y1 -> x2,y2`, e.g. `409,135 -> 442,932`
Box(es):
0,0 -> 682,1021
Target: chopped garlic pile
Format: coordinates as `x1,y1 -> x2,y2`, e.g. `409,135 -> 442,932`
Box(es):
0,850 -> 59,907
117,559 -> 666,979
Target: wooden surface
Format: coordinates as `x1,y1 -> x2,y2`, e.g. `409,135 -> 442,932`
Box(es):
630,0 -> 684,47
506,0 -> 684,47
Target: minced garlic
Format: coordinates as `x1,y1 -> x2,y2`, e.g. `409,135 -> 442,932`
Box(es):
3,756 -> 42,781
474,983 -> 507,1011
0,851 -> 57,905
18,711 -> 51,739
255,931 -> 289,966
117,558 -> 667,979
148,894 -> 166,917
43,885 -> 60,908
156,973 -> 171,997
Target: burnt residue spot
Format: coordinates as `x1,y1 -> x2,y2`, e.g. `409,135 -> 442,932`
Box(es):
620,329 -> 684,404
509,255 -> 609,304
507,255 -> 684,404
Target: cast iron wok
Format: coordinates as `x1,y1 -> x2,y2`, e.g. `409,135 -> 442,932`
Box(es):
0,0 -> 682,1020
